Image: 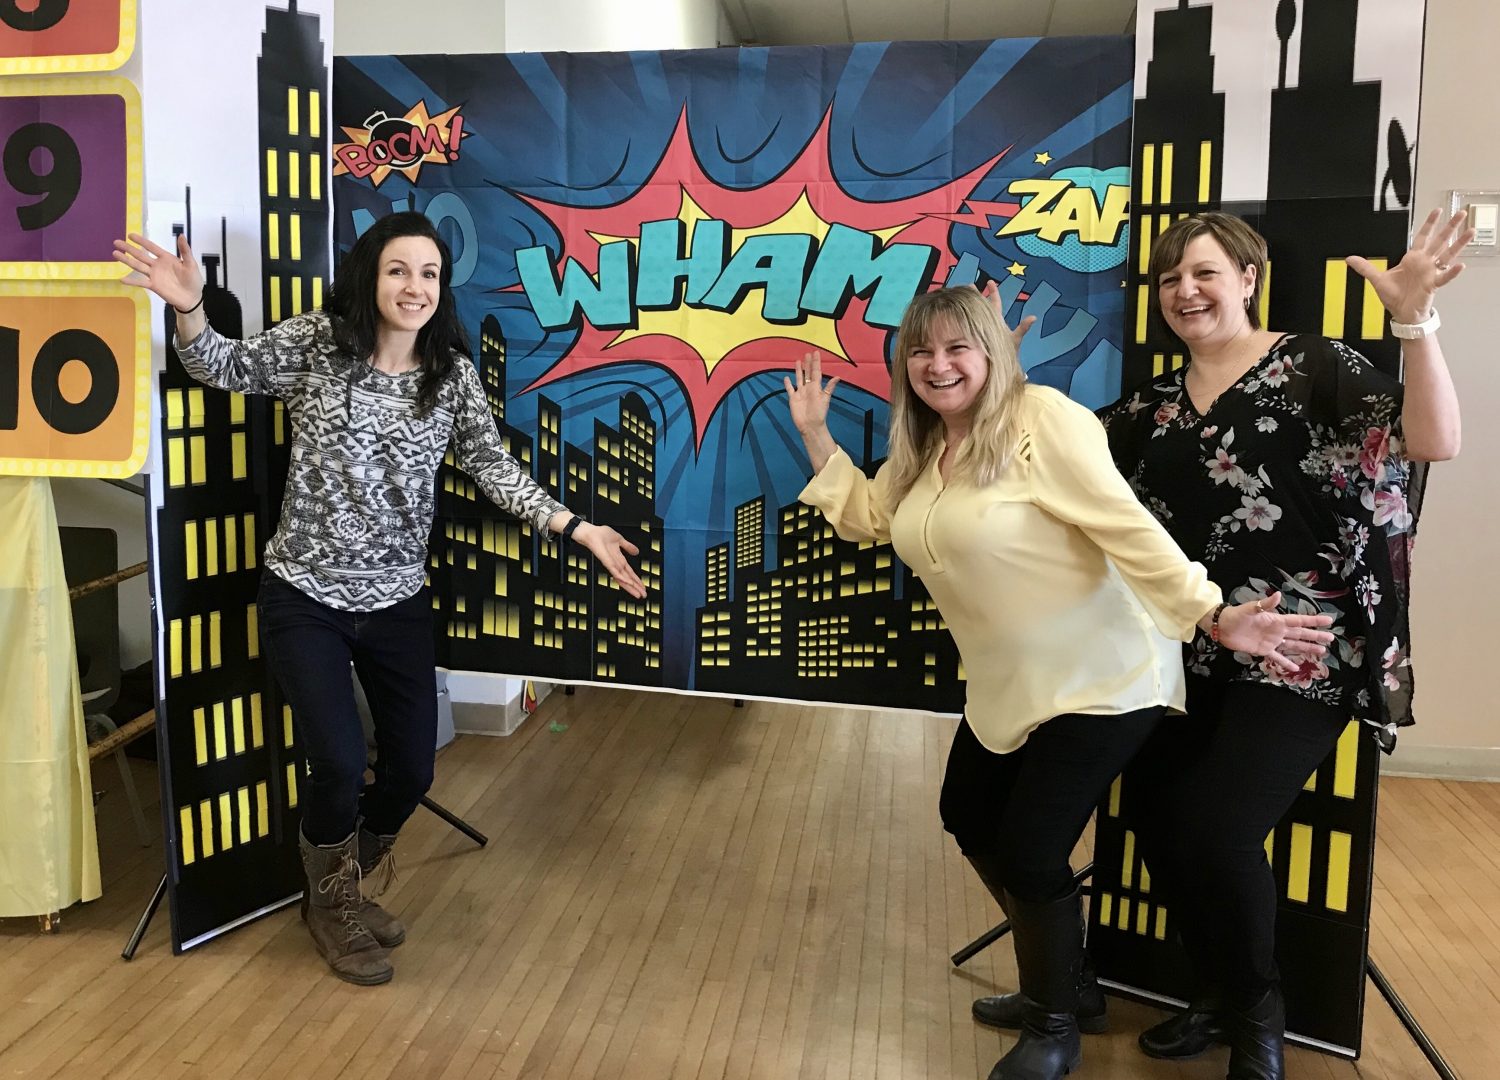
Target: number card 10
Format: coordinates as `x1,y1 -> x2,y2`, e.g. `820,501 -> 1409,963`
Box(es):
0,77 -> 141,278
0,281 -> 149,477
0,0 -> 135,75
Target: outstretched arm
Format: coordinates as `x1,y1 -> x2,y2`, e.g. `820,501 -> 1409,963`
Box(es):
1348,208 -> 1471,461
545,511 -> 647,599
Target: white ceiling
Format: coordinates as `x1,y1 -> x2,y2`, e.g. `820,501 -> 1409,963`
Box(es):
719,0 -> 1139,46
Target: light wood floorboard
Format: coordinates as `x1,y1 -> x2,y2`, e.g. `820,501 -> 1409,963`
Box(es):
1,688 -> 1491,1079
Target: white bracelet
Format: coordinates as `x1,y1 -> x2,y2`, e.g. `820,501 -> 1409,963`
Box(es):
1389,308 -> 1440,339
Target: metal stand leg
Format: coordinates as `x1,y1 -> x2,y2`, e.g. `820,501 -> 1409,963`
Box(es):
1367,958 -> 1461,1080
419,795 -> 488,847
122,873 -> 168,961
951,863 -> 1094,967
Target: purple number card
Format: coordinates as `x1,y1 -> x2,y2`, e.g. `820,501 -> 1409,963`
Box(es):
0,77 -> 141,278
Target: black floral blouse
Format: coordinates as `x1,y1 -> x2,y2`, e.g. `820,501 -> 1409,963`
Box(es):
1100,334 -> 1426,750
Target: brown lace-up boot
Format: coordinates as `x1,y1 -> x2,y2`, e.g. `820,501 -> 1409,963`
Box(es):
298,830 -> 394,985
355,825 -> 406,948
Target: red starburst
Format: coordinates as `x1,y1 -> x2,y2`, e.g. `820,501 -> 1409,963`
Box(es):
516,110 -> 1009,447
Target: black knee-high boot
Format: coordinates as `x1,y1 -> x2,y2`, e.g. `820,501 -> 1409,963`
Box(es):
986,886 -> 1085,1080
1225,985 -> 1284,1080
1137,893 -> 1228,1059
965,854 -> 1107,1035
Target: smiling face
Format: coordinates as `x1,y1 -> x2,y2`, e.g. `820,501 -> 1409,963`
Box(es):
374,234 -> 442,334
1156,233 -> 1257,350
905,315 -> 990,429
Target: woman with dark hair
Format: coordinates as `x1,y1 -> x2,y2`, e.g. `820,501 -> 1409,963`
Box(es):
1101,209 -> 1467,1079
786,285 -> 1333,1080
114,213 -> 645,986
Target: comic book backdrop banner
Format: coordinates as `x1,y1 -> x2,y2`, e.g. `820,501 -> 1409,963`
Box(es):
332,39 -> 1134,707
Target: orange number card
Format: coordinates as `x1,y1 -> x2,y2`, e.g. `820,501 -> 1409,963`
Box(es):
0,281 -> 149,477
0,0 -> 136,75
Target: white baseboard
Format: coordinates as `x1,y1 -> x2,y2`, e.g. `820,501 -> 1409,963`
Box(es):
1381,744 -> 1500,782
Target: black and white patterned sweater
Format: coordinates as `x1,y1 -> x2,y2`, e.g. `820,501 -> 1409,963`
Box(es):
176,310 -> 565,611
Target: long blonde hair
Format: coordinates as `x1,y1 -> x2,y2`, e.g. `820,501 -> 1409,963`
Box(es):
885,286 -> 1027,501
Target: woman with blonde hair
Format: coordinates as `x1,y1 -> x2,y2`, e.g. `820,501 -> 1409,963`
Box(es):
786,285 -> 1333,1080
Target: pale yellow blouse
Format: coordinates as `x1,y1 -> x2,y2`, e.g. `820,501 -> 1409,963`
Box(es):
799,384 -> 1222,753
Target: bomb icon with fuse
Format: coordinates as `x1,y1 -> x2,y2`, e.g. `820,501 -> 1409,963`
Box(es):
361,111 -> 426,169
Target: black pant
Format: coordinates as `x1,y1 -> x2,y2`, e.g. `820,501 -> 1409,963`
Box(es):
939,707 -> 1163,903
1125,677 -> 1346,1006
257,572 -> 438,846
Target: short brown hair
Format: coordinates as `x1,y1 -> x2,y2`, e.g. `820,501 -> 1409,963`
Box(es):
1147,212 -> 1268,330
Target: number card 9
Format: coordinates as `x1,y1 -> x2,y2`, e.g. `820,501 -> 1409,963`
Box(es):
0,0 -> 135,75
0,281 -> 149,477
0,77 -> 141,279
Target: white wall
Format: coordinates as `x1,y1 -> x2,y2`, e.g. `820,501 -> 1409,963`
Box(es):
503,0 -> 726,51
1394,0 -> 1500,775
334,0 -> 729,55
334,0 -> 505,54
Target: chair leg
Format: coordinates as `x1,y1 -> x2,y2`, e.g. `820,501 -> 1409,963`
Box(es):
113,748 -> 153,847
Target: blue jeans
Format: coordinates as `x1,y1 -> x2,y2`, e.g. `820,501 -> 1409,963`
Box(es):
256,571 -> 437,845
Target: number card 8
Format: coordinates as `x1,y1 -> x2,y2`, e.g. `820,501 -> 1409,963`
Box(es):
0,281 -> 149,477
0,0 -> 136,75
0,77 -> 141,278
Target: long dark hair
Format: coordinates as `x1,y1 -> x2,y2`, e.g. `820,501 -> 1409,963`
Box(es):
324,211 -> 471,414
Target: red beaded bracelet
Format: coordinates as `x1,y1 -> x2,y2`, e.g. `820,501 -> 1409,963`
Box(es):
1209,601 -> 1231,644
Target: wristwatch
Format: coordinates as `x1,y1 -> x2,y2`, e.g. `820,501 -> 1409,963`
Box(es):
1388,308 -> 1440,339
560,515 -> 587,542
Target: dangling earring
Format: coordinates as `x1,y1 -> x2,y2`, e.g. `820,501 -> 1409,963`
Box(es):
1244,295 -> 1252,309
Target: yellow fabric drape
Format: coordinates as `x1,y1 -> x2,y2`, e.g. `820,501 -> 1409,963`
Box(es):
0,477 -> 102,916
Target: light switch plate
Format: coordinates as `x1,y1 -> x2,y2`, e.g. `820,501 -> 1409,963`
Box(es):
1447,190 -> 1500,257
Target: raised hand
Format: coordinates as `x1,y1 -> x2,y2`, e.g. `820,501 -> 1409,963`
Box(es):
784,350 -> 839,436
573,522 -> 647,599
1211,591 -> 1336,672
113,232 -> 205,312
1347,208 -> 1476,325
783,351 -> 843,473
979,279 -> 1036,349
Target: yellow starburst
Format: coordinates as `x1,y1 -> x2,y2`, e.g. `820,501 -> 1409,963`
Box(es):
589,189 -> 912,377
332,100 -> 466,188
1034,151 -> 1053,165
1006,261 -> 1027,277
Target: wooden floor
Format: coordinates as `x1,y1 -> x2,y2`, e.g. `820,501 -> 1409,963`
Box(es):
2,688 -> 1495,1079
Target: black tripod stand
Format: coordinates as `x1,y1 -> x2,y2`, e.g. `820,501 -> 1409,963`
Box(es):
949,863 -> 1461,1080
